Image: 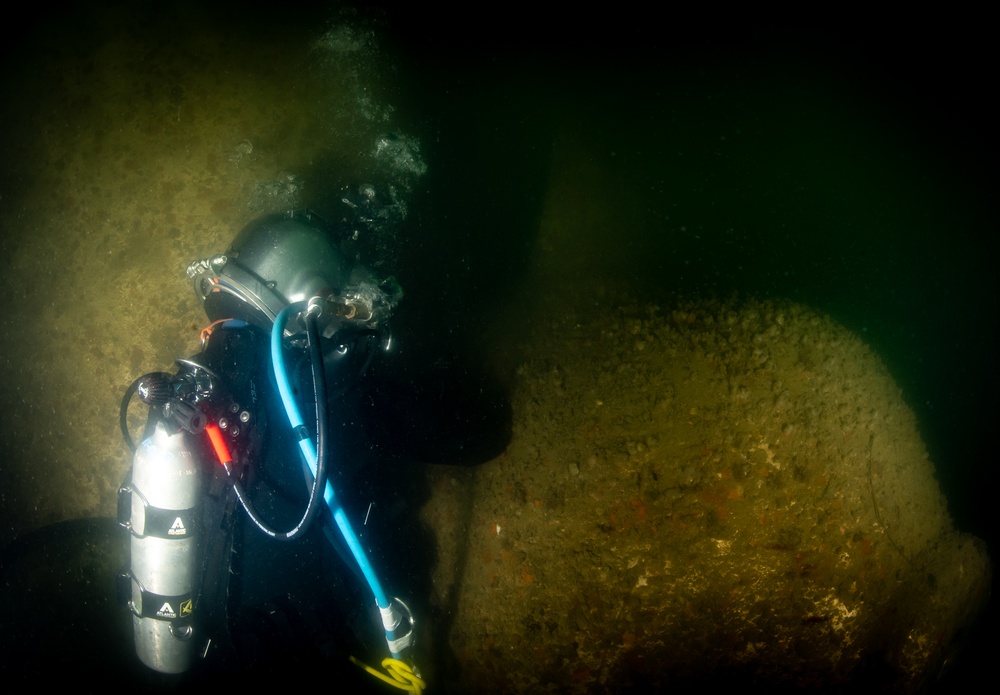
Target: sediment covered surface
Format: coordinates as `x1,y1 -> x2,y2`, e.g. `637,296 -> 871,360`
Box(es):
422,294 -> 991,692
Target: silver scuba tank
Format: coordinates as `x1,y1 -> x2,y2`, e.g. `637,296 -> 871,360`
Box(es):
123,420 -> 201,674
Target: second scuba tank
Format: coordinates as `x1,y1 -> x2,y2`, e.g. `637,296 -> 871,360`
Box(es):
122,420 -> 201,674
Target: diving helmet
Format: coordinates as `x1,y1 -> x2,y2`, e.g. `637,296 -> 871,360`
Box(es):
187,210 -> 351,332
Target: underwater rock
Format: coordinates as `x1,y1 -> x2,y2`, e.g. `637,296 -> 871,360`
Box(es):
421,295 -> 991,692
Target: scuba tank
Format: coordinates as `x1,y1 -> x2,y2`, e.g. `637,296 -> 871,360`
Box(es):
118,326 -> 269,677
120,417 -> 201,674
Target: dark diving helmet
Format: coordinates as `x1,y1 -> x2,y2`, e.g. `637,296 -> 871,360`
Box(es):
186,209 -> 401,339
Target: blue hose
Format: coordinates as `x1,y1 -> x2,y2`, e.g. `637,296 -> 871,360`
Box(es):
270,303 -> 394,617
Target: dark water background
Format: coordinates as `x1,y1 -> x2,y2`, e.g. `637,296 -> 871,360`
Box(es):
387,10 -> 999,542
1,1 -> 995,689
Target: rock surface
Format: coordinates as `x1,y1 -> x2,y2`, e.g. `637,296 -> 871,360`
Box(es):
421,294 -> 991,692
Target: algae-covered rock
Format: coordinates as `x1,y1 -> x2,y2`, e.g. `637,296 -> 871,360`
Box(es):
422,295 -> 991,692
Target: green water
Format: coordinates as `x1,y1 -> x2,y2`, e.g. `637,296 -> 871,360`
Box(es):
1,2 -> 995,689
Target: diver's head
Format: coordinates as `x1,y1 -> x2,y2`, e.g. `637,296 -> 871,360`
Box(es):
187,210 -> 346,331
186,208 -> 400,337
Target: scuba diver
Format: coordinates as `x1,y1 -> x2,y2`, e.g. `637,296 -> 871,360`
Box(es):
116,197 -> 430,692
